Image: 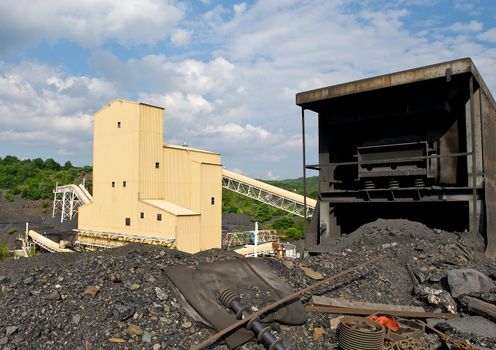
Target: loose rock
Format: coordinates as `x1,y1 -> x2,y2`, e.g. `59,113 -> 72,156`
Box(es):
83,286 -> 100,297
447,269 -> 496,298
142,331 -> 151,343
299,265 -> 324,280
127,324 -> 143,336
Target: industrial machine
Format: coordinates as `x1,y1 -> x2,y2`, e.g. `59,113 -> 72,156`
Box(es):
296,58 -> 496,258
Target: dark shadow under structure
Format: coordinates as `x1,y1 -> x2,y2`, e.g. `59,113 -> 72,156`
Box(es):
296,58 -> 496,258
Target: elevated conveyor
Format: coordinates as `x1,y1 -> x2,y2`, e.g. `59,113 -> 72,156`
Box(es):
222,169 -> 316,217
27,230 -> 73,253
52,170 -> 316,223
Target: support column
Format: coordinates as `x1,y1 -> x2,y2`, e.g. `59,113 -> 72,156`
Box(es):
469,199 -> 483,235
61,191 -> 66,223
328,205 -> 341,239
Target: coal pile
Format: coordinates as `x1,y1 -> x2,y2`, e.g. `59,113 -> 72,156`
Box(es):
0,219 -> 495,350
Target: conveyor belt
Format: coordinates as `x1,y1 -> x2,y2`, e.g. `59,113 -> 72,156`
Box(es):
28,230 -> 73,253
222,169 -> 316,217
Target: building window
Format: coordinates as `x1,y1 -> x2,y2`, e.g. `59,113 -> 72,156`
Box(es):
125,218 -> 131,226
155,162 -> 160,169
211,197 -> 215,205
117,122 -> 121,128
140,212 -> 144,219
157,213 -> 162,221
112,181 -> 115,188
123,181 -> 126,187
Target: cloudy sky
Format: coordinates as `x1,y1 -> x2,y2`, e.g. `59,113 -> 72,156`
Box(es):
0,0 -> 495,179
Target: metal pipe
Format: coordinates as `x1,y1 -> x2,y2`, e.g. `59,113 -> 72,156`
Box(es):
301,107 -> 307,258
469,76 -> 478,233
302,108 -> 307,223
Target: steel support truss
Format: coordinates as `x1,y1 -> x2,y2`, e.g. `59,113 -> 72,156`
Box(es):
52,186 -> 83,223
222,175 -> 314,218
222,230 -> 280,248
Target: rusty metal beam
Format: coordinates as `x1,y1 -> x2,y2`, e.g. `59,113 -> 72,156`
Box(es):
305,305 -> 458,319
296,58 -> 473,106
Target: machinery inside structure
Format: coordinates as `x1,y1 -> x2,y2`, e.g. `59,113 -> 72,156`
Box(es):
296,58 -> 496,258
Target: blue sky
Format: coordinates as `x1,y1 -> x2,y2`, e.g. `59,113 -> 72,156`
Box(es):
0,0 -> 495,179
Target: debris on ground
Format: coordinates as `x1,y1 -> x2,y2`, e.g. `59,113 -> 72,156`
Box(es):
0,219 -> 495,349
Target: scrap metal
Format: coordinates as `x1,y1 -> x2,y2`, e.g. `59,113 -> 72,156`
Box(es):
191,256 -> 381,350
219,288 -> 286,350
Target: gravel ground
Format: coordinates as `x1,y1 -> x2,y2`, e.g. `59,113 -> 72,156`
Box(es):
0,219 -> 495,349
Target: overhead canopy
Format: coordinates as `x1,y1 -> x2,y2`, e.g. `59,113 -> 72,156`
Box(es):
296,58 -> 496,115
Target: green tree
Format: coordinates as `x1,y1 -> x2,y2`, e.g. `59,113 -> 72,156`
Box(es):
44,158 -> 61,171
0,155 -> 92,200
32,158 -> 45,169
286,227 -> 303,240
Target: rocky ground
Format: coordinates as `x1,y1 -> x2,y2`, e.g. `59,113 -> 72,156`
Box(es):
0,218 -> 495,349
0,193 -> 76,249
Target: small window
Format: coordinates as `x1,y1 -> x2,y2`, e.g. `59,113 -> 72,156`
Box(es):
112,181 -> 115,188
157,213 -> 162,221
155,162 -> 160,169
140,212 -> 144,219
211,197 -> 215,205
123,181 -> 126,187
117,122 -> 121,128
125,218 -> 131,226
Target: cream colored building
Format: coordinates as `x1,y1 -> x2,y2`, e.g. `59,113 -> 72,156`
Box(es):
78,100 -> 222,253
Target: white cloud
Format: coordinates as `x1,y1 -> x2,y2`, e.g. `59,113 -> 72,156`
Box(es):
448,21 -> 483,33
0,130 -> 49,142
0,62 -> 118,158
139,91 -> 213,120
91,53 -> 237,95
204,123 -> 270,140
478,27 -> 496,42
0,0 -> 184,53
171,29 -> 192,46
233,3 -> 247,16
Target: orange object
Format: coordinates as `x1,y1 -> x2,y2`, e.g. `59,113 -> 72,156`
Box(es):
369,314 -> 399,332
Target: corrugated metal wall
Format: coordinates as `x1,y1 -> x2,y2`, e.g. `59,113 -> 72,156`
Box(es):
175,215 -> 201,253
200,162 -> 222,250
139,104 -> 165,199
163,147 -> 191,208
80,100 -> 141,232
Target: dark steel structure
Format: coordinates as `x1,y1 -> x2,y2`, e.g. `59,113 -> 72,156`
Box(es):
296,58 -> 496,258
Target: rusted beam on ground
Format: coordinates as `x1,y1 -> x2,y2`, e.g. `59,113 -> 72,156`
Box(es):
305,305 -> 459,319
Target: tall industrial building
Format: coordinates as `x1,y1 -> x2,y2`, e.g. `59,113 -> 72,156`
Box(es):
77,100 -> 222,253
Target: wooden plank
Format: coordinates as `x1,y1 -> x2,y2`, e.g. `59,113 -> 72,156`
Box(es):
459,296 -> 496,322
312,296 -> 425,312
305,305 -> 459,319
